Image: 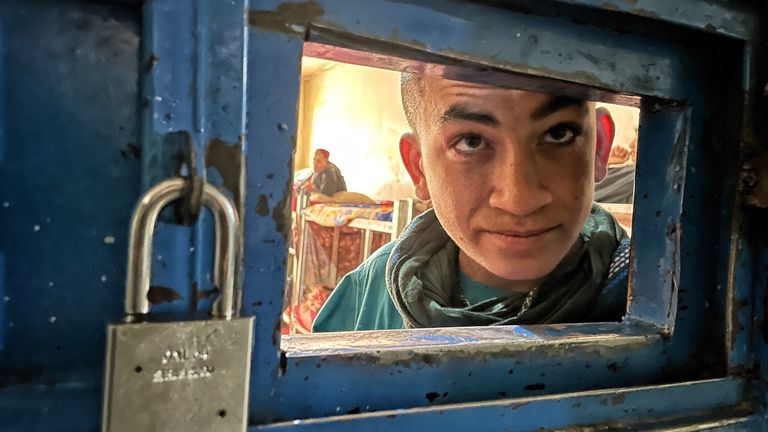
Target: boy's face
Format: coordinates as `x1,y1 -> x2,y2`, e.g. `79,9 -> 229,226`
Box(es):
401,76 -> 611,286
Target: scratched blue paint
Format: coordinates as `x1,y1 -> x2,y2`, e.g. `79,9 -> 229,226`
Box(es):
284,323 -> 645,354
0,252 -> 4,351
190,212 -> 217,313
0,0 -> 141,376
0,382 -> 101,431
269,333 -> 666,419
723,46 -> 754,373
0,20 -> 4,165
193,0 -> 247,145
242,0 -> 742,423
552,0 -> 755,40
753,249 -> 768,412
254,378 -> 745,431
241,16 -> 304,425
511,326 -> 536,338
141,0 -> 248,313
142,0 -> 195,141
141,0 -> 203,312
0,0 -> 763,430
304,0 -> 692,100
417,334 -> 480,344
143,223 -> 194,314
0,0 -> 140,428
728,240 -> 754,370
667,40 -> 745,374
626,105 -> 688,327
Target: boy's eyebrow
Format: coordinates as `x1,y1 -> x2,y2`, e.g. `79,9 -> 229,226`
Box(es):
530,96 -> 587,120
439,104 -> 500,127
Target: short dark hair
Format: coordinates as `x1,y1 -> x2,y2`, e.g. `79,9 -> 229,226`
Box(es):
400,73 -> 425,135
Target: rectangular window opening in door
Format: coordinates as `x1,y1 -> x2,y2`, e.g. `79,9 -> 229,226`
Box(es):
280,43 -> 641,341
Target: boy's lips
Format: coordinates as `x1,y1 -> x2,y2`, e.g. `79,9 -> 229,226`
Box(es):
481,225 -> 560,252
488,225 -> 558,237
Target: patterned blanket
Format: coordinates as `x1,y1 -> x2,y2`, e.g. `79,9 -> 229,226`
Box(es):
302,203 -> 393,227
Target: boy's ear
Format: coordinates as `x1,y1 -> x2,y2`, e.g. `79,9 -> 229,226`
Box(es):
594,107 -> 615,182
400,133 -> 430,200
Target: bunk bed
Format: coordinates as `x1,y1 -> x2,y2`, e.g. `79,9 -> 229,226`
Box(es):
284,191 -> 417,333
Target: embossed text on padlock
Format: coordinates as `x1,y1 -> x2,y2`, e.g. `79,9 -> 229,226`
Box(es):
102,178 -> 253,432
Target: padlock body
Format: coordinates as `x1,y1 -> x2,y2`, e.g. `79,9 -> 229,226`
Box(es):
102,317 -> 254,432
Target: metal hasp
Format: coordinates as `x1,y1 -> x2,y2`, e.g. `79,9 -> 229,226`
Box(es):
102,178 -> 253,432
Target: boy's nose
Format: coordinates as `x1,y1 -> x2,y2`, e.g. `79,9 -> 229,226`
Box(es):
488,150 -> 552,217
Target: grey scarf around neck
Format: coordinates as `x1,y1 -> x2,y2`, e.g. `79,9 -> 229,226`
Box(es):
385,204 -> 627,328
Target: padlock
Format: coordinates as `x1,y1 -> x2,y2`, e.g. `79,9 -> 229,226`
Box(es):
102,178 -> 253,432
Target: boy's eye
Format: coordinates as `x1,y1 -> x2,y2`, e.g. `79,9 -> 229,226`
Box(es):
452,134 -> 488,154
542,123 -> 582,145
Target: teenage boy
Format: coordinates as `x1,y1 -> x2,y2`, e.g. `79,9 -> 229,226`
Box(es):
313,73 -> 629,331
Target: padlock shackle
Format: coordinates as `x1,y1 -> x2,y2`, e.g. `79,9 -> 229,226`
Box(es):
125,178 -> 240,319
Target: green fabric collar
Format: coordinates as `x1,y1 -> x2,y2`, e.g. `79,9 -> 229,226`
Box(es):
458,271 -> 516,305
385,204 -> 627,328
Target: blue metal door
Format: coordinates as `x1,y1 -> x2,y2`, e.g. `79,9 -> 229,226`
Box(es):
1,0 -> 767,430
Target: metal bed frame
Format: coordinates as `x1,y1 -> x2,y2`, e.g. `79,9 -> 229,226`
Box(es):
287,191 -> 416,333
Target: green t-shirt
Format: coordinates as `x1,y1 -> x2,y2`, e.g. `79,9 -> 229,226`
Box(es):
312,242 -> 515,332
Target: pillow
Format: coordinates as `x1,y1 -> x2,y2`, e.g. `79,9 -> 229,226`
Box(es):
310,191 -> 376,205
